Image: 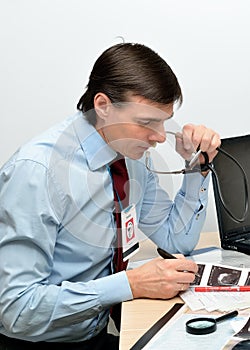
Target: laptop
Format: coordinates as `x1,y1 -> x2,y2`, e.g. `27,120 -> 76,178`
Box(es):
211,134 -> 250,255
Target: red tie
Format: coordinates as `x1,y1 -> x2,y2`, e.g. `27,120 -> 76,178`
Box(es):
109,156 -> 130,331
110,156 -> 129,272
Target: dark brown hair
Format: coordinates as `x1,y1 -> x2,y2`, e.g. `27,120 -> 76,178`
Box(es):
77,43 -> 182,125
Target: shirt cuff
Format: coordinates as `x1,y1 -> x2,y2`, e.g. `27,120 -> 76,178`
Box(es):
95,271 -> 133,307
180,172 -> 211,202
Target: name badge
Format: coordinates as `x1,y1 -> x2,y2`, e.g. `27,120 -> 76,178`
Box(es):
121,204 -> 140,261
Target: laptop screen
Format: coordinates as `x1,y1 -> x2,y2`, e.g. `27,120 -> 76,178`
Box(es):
212,134 -> 250,239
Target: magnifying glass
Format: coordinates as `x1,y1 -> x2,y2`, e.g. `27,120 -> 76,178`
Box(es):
186,310 -> 238,335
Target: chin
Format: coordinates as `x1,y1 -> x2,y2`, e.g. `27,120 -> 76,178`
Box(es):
127,151 -> 145,160
121,146 -> 146,160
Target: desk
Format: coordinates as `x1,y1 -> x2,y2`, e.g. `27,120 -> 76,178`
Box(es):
119,231 -> 221,350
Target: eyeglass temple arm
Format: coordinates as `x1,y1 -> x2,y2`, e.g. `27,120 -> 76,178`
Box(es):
145,151 -> 185,174
184,150 -> 210,173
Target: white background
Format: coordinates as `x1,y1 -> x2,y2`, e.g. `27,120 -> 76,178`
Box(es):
1,0 -> 250,232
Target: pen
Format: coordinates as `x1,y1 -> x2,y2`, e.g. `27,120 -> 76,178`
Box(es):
157,247 -> 201,278
194,286 -> 250,292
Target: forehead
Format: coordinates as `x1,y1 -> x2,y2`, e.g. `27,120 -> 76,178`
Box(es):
120,95 -> 174,120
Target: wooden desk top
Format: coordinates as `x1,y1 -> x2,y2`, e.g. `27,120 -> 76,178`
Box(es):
119,232 -> 221,350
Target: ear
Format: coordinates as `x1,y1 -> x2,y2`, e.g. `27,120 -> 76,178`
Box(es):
94,93 -> 112,121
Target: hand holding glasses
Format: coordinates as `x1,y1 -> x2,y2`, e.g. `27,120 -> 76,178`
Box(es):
145,130 -> 249,223
145,131 -> 209,175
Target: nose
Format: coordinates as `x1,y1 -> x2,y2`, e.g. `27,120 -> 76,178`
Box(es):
149,126 -> 166,144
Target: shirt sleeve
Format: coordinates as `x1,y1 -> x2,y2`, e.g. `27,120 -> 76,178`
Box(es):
0,159 -> 132,340
139,168 -> 211,255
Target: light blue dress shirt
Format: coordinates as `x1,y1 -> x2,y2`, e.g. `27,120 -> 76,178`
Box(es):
0,112 -> 210,342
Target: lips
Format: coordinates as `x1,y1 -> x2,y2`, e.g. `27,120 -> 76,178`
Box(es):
137,146 -> 149,151
137,141 -> 153,149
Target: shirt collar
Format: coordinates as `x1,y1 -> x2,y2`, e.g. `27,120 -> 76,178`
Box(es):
73,112 -> 117,171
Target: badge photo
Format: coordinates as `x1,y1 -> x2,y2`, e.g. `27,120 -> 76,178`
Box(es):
125,217 -> 135,243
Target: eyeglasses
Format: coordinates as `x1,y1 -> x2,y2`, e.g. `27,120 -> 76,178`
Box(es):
145,131 -> 249,223
145,131 -> 203,175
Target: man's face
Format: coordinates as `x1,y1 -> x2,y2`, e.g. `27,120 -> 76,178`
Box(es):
96,95 -> 174,160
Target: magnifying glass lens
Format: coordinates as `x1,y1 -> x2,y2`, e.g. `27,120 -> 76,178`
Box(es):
186,318 -> 216,335
190,320 -> 215,329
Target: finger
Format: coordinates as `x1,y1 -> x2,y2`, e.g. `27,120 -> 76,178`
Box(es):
205,134 -> 221,157
176,265 -> 199,282
199,130 -> 221,153
177,282 -> 190,292
181,124 -> 197,153
182,124 -> 221,153
175,133 -> 196,159
182,125 -> 221,163
199,136 -> 221,164
176,260 -> 198,273
187,125 -> 207,151
176,270 -> 197,284
175,135 -> 186,156
174,253 -> 185,259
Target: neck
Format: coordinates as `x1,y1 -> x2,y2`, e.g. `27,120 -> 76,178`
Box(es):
98,128 -> 110,144
97,126 -> 123,159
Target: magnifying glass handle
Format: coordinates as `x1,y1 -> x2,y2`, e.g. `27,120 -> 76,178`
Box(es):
215,310 -> 238,323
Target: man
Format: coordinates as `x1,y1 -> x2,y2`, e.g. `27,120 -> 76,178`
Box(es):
0,43 -> 220,349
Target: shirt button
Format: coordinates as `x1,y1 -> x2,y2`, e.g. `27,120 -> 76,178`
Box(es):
200,187 -> 206,192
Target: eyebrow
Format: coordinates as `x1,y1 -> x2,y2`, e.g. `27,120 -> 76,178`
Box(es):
136,112 -> 174,123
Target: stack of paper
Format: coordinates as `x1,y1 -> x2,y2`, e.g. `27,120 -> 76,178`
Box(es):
181,288 -> 250,312
181,261 -> 250,312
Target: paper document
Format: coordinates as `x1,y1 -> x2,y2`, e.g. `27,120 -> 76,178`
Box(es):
142,312 -> 237,350
181,261 -> 250,312
191,262 -> 250,287
128,247 -> 250,312
181,288 -> 250,312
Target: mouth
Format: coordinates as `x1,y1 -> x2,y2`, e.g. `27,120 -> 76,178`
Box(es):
137,141 -> 156,149
137,145 -> 150,152
126,142 -> 156,159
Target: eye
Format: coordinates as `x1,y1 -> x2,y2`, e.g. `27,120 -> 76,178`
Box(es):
137,120 -> 151,126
